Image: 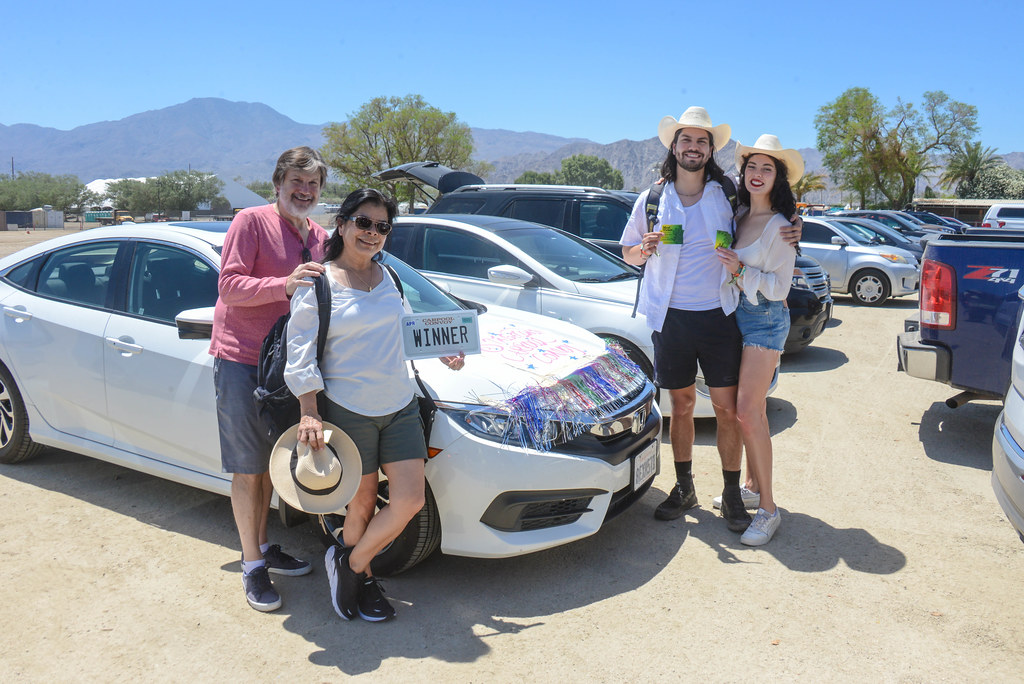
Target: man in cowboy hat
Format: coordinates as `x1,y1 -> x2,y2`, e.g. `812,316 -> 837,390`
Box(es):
210,146 -> 329,611
619,107 -> 801,532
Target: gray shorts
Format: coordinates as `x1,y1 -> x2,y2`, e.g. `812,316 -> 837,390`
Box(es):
214,358 -> 275,474
322,398 -> 427,476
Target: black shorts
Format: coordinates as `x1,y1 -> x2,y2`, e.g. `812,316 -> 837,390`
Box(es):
652,307 -> 741,389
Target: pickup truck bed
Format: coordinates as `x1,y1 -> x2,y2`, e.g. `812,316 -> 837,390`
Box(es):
897,233 -> 1024,404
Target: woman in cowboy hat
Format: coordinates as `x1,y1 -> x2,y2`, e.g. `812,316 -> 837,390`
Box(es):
715,134 -> 803,546
283,188 -> 464,622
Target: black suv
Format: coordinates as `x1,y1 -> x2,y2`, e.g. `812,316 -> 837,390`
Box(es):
375,161 -> 833,353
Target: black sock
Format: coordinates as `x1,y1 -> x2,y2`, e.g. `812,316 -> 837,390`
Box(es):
674,461 -> 692,483
723,469 -> 741,488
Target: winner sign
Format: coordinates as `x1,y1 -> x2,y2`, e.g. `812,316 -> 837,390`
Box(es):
401,310 -> 481,360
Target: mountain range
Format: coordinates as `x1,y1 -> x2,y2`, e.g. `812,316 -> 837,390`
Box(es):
1,98 -> 1019,196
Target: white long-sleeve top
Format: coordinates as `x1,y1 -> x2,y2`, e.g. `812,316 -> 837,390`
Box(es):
732,212 -> 797,303
283,264 -> 414,417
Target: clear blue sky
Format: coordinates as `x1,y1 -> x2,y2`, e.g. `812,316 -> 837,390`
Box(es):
3,0 -> 1021,154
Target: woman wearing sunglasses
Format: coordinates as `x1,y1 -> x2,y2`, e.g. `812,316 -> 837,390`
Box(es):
283,188 -> 463,622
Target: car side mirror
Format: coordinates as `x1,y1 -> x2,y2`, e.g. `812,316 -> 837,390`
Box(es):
487,264 -> 535,287
830,236 -> 848,246
176,306 -> 215,340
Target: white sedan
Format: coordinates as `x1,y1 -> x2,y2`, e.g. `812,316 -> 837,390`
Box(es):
388,214 -> 778,418
0,222 -> 660,574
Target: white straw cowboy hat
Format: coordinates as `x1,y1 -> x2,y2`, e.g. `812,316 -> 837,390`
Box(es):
734,134 -> 805,184
269,422 -> 362,514
657,106 -> 731,150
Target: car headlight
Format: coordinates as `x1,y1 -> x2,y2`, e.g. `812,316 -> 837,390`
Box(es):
791,271 -> 813,291
438,401 -> 561,447
879,253 -> 909,264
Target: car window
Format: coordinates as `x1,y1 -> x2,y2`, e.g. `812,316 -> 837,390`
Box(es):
36,242 -> 120,307
379,253 -> 470,314
801,222 -> 837,244
503,199 -> 564,228
431,197 -> 487,214
579,201 -> 629,241
387,223 -> 419,266
127,243 -> 218,323
422,227 -> 515,279
830,221 -> 874,244
998,207 -> 1024,219
3,255 -> 44,289
500,227 -> 638,283
866,215 -> 901,230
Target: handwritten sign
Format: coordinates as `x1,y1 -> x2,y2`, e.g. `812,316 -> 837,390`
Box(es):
401,310 -> 481,360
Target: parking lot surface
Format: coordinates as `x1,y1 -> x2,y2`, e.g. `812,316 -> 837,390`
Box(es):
1,229 -> 1022,681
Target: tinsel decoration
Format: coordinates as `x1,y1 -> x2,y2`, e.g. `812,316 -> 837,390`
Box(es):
496,342 -> 648,451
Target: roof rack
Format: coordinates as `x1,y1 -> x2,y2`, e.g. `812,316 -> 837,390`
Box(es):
451,184 -> 611,194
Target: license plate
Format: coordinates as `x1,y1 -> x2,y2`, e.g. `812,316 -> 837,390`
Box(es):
633,441 -> 659,491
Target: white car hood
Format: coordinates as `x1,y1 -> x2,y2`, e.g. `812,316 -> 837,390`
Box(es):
571,278 -> 638,305
417,303 -> 623,406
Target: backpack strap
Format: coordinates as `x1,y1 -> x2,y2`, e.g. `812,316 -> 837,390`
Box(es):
382,262 -> 405,300
719,174 -> 738,213
313,274 -> 331,362
632,183 -> 665,318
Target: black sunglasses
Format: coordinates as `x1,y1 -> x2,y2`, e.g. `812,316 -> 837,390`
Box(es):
345,214 -> 393,236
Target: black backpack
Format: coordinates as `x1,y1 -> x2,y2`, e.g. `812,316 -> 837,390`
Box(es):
253,274 -> 331,439
631,175 -> 738,317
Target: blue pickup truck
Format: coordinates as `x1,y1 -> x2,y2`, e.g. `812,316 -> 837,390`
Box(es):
897,233 -> 1024,407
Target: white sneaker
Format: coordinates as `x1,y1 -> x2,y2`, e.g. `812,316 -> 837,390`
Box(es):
740,508 -> 781,546
712,486 -> 760,510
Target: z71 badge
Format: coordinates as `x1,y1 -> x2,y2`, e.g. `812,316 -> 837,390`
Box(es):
964,266 -> 1020,284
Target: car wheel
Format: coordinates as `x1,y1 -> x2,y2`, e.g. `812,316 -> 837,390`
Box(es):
0,363 -> 43,464
599,335 -> 653,379
277,499 -> 309,528
315,479 -> 441,576
850,269 -> 891,306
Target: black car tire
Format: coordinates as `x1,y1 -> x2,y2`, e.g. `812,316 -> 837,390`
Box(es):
850,269 -> 891,306
0,363 -> 43,464
278,499 -> 310,528
315,479 -> 441,576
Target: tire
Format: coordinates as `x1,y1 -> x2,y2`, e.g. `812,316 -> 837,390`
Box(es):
314,479 -> 441,576
599,335 -> 654,379
0,363 -> 43,464
849,269 -> 891,306
277,500 -> 310,528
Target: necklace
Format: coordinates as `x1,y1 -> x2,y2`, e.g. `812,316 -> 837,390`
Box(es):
346,265 -> 375,291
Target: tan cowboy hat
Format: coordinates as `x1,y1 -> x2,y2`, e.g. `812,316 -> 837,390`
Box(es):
269,422 -> 362,514
734,134 -> 805,184
657,106 -> 731,150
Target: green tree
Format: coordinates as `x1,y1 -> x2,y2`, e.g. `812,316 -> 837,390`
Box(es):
245,180 -> 276,201
0,172 -> 97,212
321,94 -> 491,208
152,170 -> 224,212
815,88 -> 977,208
105,179 -> 157,215
941,141 -> 1002,195
957,162 -> 1024,199
515,170 -> 559,184
791,171 -> 827,203
558,155 -> 624,189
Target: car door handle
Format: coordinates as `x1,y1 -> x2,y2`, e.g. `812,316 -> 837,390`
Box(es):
3,305 -> 32,322
105,336 -> 143,355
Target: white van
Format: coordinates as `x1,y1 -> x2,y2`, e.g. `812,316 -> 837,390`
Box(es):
981,203 -> 1024,231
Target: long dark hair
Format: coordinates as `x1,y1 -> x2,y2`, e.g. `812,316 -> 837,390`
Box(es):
323,188 -> 398,262
659,129 -> 731,189
736,154 -> 797,219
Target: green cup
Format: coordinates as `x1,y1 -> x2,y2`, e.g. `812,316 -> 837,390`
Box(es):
714,230 -> 733,249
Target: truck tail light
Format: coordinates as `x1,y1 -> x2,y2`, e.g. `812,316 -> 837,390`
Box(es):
919,259 -> 956,329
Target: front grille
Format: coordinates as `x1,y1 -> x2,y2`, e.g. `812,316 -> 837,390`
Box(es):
520,498 -> 592,530
480,489 -> 602,532
800,263 -> 832,300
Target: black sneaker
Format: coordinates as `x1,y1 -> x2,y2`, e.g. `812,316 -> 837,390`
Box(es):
263,544 -> 312,576
654,477 -> 698,520
358,576 -> 396,622
325,545 -> 361,620
720,486 -> 753,532
242,566 -> 281,612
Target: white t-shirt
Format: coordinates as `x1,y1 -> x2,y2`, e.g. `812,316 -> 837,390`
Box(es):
284,264 -> 414,417
667,202 -> 725,310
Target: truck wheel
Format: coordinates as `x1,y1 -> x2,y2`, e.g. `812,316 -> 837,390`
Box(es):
850,269 -> 891,306
315,479 -> 441,576
0,363 -> 44,464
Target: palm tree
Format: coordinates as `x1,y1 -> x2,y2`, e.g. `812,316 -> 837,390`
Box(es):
792,171 -> 827,203
940,142 -> 1002,193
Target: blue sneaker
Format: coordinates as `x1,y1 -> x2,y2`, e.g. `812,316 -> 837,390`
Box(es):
242,566 -> 281,612
263,544 -> 312,576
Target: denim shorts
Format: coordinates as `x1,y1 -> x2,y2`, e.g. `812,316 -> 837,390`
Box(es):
734,292 -> 791,352
322,398 -> 427,476
214,358 -> 276,474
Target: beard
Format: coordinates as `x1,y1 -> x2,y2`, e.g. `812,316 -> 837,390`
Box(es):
278,193 -> 315,221
676,151 -> 708,173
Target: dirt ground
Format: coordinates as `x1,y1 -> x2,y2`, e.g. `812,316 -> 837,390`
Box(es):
1,229 -> 1022,682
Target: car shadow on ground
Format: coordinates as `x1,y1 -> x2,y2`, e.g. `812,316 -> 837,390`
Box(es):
917,400 -> 1002,470
781,344 -> 848,373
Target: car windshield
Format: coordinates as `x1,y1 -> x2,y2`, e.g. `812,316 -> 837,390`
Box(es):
498,227 -> 638,283
379,253 -> 471,314
829,221 -> 877,244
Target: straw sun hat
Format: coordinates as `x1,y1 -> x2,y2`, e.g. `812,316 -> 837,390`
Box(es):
269,422 -> 362,514
657,106 -> 732,150
734,134 -> 805,183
